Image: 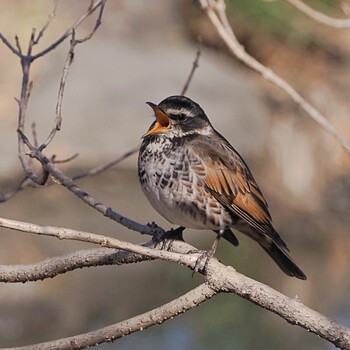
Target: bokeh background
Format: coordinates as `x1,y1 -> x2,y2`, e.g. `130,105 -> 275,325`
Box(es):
0,0 -> 349,349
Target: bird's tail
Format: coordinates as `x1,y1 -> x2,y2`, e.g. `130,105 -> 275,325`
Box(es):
237,224 -> 307,280
261,241 -> 306,280
221,228 -> 239,247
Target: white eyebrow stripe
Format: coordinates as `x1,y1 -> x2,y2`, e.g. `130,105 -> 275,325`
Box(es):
166,108 -> 194,117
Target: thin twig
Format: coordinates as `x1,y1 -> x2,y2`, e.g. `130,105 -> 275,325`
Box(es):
0,177 -> 31,203
14,35 -> 22,55
33,0 -> 60,45
31,0 -> 105,60
0,146 -> 138,203
31,122 -> 39,148
19,132 -> 164,236
52,153 -> 79,164
0,33 -> 22,57
39,31 -> 77,151
39,0 -> 105,152
75,0 -> 105,44
72,145 -> 140,180
283,0 -> 350,28
181,46 -> 201,95
198,0 -> 350,154
8,0 -> 106,185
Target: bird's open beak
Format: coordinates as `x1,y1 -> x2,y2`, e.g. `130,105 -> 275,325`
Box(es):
143,102 -> 171,137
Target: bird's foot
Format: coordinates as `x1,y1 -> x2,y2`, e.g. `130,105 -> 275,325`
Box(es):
158,226 -> 185,251
148,222 -> 166,243
190,232 -> 222,276
191,248 -> 215,277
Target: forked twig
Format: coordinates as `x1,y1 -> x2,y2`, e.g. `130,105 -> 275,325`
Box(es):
33,0 -> 60,45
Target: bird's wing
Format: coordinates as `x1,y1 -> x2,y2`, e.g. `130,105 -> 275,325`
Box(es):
189,132 -> 287,250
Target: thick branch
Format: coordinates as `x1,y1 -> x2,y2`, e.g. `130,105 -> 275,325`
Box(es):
0,217 -> 196,269
198,0 -> 350,154
7,283 -> 215,350
1,216 -> 349,349
205,261 -> 350,349
0,246 -> 154,283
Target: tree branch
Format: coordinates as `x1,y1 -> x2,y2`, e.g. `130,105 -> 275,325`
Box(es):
197,0 -> 350,154
17,132 -> 165,236
0,217 -> 195,269
0,245 -> 155,283
72,145 -> 140,181
0,177 -> 32,203
1,216 -> 349,349
33,0 -> 60,45
283,0 -> 350,28
205,261 -> 350,350
181,46 -> 201,95
31,0 -> 106,60
0,0 -> 107,187
7,283 -> 215,350
0,33 -> 22,57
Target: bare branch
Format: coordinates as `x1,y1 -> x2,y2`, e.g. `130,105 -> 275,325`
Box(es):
16,134 -> 164,236
198,0 -> 350,154
40,0 -> 105,151
31,122 -> 39,148
72,145 -> 140,181
0,245 -> 155,283
0,177 -> 31,203
0,146 -> 138,203
74,0 -> 105,44
33,0 -> 60,45
283,0 -> 350,28
0,33 -> 22,57
52,153 -> 79,164
39,31 -> 76,151
8,0 -> 107,186
1,216 -> 350,349
8,284 -> 215,350
31,0 -> 106,60
14,35 -> 22,55
204,262 -> 350,350
181,46 -> 201,95
0,217 -> 191,267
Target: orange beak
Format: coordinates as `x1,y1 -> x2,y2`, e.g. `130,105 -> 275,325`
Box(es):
143,102 -> 171,137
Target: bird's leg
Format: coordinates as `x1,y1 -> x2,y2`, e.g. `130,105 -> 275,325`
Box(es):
159,226 -> 185,251
192,230 -> 223,276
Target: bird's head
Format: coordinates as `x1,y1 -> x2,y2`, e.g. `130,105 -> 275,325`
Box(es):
143,95 -> 211,138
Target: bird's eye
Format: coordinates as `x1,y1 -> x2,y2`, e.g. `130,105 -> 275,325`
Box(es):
176,113 -> 186,121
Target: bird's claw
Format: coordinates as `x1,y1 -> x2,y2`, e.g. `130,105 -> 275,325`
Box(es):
190,249 -> 214,277
157,226 -> 185,251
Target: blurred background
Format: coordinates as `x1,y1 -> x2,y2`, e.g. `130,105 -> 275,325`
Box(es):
0,0 -> 349,349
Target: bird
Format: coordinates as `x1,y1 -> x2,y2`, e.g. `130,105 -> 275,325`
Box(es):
138,95 -> 306,280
